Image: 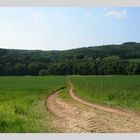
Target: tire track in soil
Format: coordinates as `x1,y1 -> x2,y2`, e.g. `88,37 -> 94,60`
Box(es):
46,82 -> 140,133
46,91 -> 114,132
68,81 -> 140,118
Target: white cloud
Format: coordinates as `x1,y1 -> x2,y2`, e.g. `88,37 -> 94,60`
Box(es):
32,12 -> 43,23
85,12 -> 92,17
105,10 -> 127,19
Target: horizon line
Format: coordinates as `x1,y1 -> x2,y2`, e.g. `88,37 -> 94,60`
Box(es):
0,41 -> 139,51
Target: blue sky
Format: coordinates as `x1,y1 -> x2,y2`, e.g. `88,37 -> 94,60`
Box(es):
0,7 -> 140,50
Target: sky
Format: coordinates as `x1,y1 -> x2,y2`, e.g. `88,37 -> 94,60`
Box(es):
0,7 -> 140,50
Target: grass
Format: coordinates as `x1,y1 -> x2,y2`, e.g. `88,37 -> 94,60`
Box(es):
1,75 -> 140,132
59,88 -> 70,103
70,75 -> 140,112
0,76 -> 65,133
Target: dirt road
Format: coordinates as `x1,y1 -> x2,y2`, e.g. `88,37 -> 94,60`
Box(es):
46,82 -> 140,133
69,81 -> 139,118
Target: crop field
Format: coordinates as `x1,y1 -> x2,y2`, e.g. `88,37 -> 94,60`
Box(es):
0,76 -> 65,133
70,76 -> 140,112
0,75 -> 140,133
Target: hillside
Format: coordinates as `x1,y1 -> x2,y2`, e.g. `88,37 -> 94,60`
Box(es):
0,42 -> 140,76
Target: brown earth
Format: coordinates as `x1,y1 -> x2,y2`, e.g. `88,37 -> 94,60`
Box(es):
46,81 -> 140,133
68,81 -> 140,118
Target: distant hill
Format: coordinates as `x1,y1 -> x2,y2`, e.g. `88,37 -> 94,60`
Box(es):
0,42 -> 140,76
60,42 -> 140,59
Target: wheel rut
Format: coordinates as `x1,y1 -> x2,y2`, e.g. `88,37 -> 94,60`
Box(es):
46,82 -> 140,133
68,81 -> 140,118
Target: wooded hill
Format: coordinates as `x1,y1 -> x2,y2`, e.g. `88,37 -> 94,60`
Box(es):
0,42 -> 140,76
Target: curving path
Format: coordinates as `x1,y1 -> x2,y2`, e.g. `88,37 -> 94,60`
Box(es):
68,81 -> 139,118
46,90 -> 114,132
46,81 -> 140,133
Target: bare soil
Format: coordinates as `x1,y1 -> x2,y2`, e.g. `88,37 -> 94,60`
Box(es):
46,82 -> 140,133
69,81 -> 140,118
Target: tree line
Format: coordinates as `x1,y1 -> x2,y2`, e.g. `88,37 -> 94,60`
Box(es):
0,42 -> 140,76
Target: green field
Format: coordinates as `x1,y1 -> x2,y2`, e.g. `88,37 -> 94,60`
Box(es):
70,76 -> 140,112
0,76 -> 65,133
0,75 -> 140,132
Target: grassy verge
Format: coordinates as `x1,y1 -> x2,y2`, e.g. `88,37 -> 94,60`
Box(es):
0,76 -> 65,132
70,75 -> 140,112
58,88 -> 70,102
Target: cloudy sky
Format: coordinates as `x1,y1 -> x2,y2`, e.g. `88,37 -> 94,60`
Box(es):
0,7 -> 140,50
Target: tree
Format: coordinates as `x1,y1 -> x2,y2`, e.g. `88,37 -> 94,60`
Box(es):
14,63 -> 27,75
0,42 -> 140,76
0,64 -> 4,75
38,69 -> 48,76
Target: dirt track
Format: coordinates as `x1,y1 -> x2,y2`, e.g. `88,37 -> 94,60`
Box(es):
69,81 -> 140,118
46,82 -> 140,133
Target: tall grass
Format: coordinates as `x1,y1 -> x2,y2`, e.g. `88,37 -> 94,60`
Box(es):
70,76 -> 140,112
0,76 -> 65,132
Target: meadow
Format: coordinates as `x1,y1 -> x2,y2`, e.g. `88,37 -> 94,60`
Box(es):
70,75 -> 140,112
0,75 -> 140,133
0,76 -> 65,133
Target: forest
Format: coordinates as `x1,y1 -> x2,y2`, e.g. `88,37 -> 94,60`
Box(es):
0,42 -> 140,76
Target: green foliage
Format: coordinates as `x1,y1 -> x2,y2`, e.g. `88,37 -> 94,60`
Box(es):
127,58 -> 140,62
70,75 -> 140,111
0,42 -> 140,75
39,69 -> 48,76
